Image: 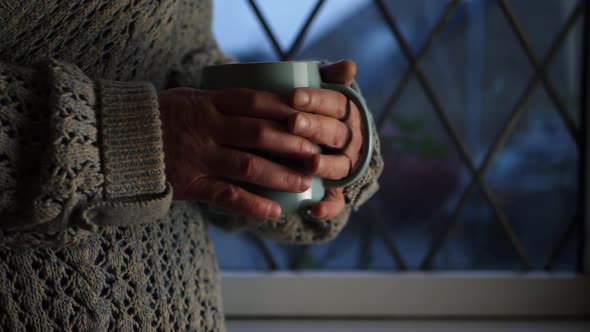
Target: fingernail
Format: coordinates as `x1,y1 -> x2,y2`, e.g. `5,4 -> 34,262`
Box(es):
301,176 -> 312,191
296,114 -> 310,131
312,206 -> 327,219
293,90 -> 310,107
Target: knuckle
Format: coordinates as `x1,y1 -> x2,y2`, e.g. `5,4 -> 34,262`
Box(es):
312,156 -> 323,174
188,92 -> 209,108
193,157 -> 211,178
332,125 -> 347,147
307,119 -> 322,141
336,95 -> 348,118
237,154 -> 259,179
212,184 -> 239,205
349,106 -> 362,126
337,103 -> 347,119
313,93 -> 325,111
340,155 -> 352,176
296,136 -> 310,153
192,94 -> 220,122
244,90 -> 262,111
254,123 -> 270,144
349,129 -> 362,152
310,131 -> 322,144
284,172 -> 303,189
327,159 -> 340,179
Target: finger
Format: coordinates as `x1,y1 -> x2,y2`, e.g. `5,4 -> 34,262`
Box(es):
289,87 -> 352,120
320,60 -> 357,85
207,147 -> 312,193
290,89 -> 362,154
310,188 -> 346,220
288,112 -> 351,149
208,88 -> 297,121
214,116 -> 318,158
188,176 -> 281,220
305,154 -> 352,180
340,100 -> 363,168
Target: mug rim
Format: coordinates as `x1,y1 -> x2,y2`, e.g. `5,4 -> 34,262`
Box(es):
205,60 -> 320,68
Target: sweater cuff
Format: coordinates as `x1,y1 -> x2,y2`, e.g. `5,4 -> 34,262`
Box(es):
98,80 -> 167,200
343,80 -> 384,211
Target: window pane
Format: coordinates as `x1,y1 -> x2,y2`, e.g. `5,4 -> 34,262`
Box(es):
210,0 -> 581,271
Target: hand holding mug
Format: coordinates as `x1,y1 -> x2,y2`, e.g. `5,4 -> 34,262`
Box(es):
159,88 -> 315,220
160,60 -> 373,220
288,60 -> 364,219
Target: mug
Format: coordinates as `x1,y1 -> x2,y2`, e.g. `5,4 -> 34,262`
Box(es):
200,61 -> 374,215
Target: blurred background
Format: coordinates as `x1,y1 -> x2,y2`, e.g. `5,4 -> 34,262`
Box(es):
209,0 -> 582,272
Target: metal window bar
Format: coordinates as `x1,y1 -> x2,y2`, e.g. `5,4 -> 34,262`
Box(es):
536,3 -> 585,271
580,0 -> 590,274
238,0 -> 583,271
369,201 -> 408,269
545,213 -> 579,270
246,0 -> 326,61
246,0 -> 284,59
373,0 -> 532,270
545,0 -> 587,272
421,1 -> 584,270
246,233 -> 279,270
424,1 -> 583,270
498,0 -> 580,145
376,0 -> 461,130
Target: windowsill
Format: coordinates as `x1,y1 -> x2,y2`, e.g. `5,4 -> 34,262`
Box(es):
222,272 -> 590,318
226,319 -> 590,332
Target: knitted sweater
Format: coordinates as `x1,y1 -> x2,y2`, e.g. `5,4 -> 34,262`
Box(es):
0,0 -> 383,331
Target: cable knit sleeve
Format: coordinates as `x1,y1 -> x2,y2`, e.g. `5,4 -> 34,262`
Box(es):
0,59 -> 172,248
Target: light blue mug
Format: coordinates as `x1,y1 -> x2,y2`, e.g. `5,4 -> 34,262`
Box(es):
200,61 -> 374,215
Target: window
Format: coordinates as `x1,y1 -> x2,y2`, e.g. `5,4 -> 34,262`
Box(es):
210,0 -> 589,318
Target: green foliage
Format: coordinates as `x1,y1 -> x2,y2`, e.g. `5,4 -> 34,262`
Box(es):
385,112 -> 450,159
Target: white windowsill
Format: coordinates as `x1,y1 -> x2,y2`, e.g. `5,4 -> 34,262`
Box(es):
221,272 -> 590,318
226,319 -> 590,332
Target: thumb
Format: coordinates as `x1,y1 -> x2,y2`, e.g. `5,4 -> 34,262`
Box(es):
320,60 -> 357,86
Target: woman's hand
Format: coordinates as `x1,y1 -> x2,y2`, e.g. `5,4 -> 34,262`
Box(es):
159,60 -> 363,221
159,88 -> 317,220
287,60 -> 363,220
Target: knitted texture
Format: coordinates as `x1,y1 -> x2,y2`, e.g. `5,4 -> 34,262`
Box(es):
0,0 -> 383,330
98,80 -> 165,200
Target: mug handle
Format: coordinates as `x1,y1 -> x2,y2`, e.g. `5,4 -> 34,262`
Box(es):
319,83 -> 374,189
